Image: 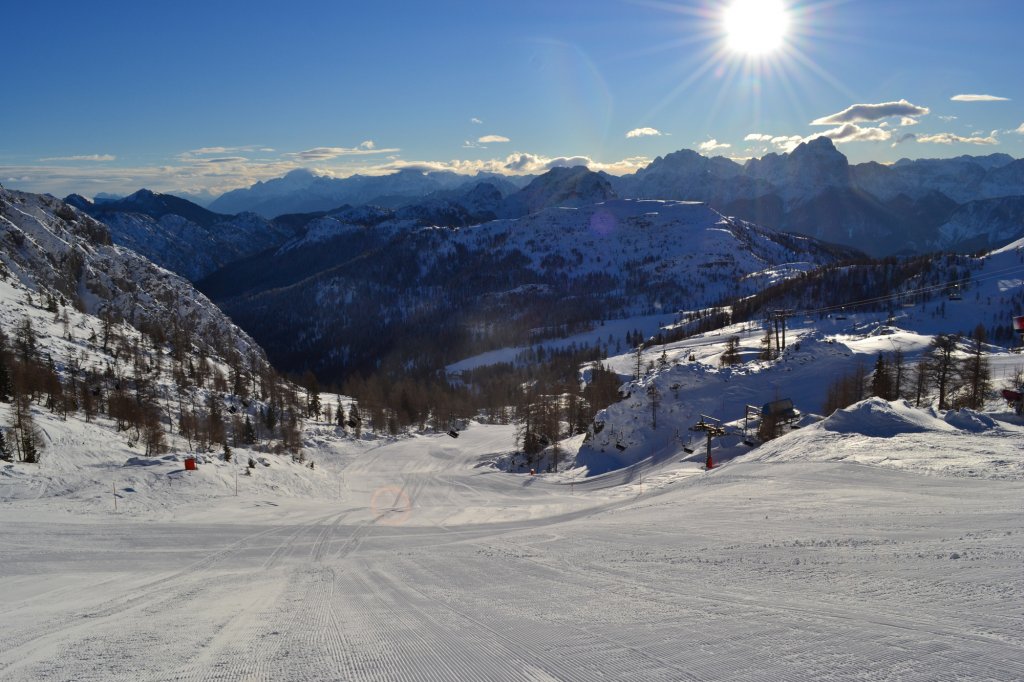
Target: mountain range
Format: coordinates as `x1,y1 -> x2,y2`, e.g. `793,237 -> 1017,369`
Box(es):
208,168 -> 528,217
73,138 -> 1021,258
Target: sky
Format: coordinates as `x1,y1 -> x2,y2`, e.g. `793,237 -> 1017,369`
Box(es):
2,0 -> 1023,199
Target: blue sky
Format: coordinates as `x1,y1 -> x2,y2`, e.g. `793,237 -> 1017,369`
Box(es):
2,0 -> 1023,198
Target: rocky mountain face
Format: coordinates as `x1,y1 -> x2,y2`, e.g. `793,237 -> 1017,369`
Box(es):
609,138 -> 1023,255
66,190 -> 296,281
0,187 -> 266,365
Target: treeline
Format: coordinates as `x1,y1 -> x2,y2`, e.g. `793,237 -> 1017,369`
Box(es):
310,342 -> 626,455
822,325 -> 992,415
731,254 -> 974,324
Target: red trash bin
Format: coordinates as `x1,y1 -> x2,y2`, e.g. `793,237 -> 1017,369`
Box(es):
184,457 -> 198,471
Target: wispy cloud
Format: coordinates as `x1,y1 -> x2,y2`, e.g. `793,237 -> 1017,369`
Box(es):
811,99 -> 929,126
478,135 -> 510,144
470,117 -> 483,124
899,117 -> 919,127
186,145 -> 263,155
744,133 -> 803,152
916,132 -> 999,145
892,133 -> 917,147
1015,123 -> 1024,135
814,123 -> 891,144
38,154 -> 116,162
285,142 -> 399,161
951,94 -> 1009,102
698,139 -> 730,153
938,115 -> 958,121
626,127 -> 664,138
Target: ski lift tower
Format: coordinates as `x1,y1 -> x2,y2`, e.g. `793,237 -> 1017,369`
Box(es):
689,415 -> 727,470
771,309 -> 794,351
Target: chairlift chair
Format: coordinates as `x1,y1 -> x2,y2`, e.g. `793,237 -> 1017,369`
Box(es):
682,434 -> 696,454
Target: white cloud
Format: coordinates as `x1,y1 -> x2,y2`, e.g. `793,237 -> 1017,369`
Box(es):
1014,123 -> 1024,135
899,117 -> 919,127
698,139 -> 731,153
938,115 -> 958,121
771,135 -> 804,152
814,123 -> 892,144
811,99 -> 929,125
478,135 -> 511,144
358,140 -> 375,150
626,127 -> 664,138
471,117 -> 483,124
916,132 -> 999,145
951,94 -> 1010,102
2,149 -> 653,200
363,153 -> 650,178
745,134 -> 803,153
38,154 -> 116,162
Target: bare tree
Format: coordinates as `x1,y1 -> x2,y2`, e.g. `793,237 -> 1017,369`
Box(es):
958,324 -> 991,410
926,334 -> 959,410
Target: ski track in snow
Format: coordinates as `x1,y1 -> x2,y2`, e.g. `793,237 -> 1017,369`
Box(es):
2,423 -> 1024,681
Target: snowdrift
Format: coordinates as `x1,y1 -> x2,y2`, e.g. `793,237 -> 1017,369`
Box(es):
743,397 -> 1024,479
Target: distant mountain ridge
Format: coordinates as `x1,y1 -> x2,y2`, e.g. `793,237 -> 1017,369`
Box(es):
66,189 -> 297,281
208,168 -> 530,217
189,140 -> 1023,255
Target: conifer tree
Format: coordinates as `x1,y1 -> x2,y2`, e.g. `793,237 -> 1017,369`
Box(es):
870,353 -> 893,400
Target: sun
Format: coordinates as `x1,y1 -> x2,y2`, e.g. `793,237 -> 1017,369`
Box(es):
723,0 -> 790,55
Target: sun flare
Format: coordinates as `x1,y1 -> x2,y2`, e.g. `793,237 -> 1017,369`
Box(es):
723,0 -> 790,55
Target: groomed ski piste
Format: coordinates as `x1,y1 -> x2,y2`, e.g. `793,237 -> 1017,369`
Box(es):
4,381 -> 1024,678
3,242 -> 1024,679
3,402 -> 1024,681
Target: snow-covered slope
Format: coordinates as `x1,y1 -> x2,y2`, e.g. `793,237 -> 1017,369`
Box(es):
745,397 -> 1023,479
211,198 -> 856,382
575,234 -> 1024,476
0,187 -> 265,362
